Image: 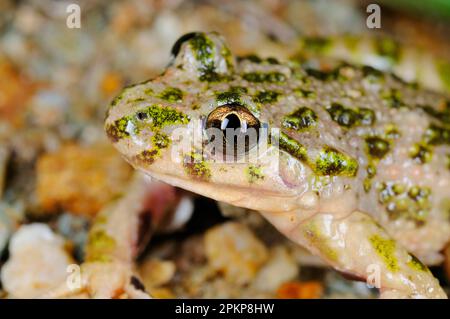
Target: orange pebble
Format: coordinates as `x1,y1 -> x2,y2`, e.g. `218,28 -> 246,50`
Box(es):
100,72 -> 123,96
36,143 -> 132,217
0,57 -> 35,127
276,281 -> 323,299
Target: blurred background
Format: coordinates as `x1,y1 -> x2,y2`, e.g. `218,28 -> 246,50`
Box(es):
0,0 -> 450,298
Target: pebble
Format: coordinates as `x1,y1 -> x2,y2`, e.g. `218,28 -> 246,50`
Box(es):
1,223 -> 73,298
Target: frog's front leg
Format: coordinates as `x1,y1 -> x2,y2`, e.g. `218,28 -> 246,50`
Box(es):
44,173 -> 183,299
261,210 -> 447,299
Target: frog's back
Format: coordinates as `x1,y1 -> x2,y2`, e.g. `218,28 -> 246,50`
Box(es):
272,61 -> 450,263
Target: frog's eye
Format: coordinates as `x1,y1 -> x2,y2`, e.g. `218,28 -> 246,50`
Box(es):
171,32 -> 201,57
205,104 -> 261,159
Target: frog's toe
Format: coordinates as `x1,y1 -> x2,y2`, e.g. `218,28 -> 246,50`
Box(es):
42,261 -> 151,299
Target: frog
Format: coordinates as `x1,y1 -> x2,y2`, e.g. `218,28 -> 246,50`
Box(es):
104,32 -> 450,298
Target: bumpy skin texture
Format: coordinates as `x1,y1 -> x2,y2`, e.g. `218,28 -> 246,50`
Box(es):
105,32 -> 450,298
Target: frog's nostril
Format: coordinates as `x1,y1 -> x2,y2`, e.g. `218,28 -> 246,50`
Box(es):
136,111 -> 148,121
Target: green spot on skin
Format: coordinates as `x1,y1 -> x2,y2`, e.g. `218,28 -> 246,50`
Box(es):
303,222 -> 338,262
381,88 -> 404,108
407,254 -> 429,273
419,104 -> 450,125
201,72 -> 229,82
327,103 -> 375,128
306,64 -> 354,82
239,54 -> 262,63
266,57 -> 279,65
385,124 -> 401,139
127,98 -> 145,103
231,86 -> 248,94
188,33 -> 231,82
282,107 -> 317,131
243,72 -> 287,83
86,229 -> 116,262
365,136 -> 390,159
106,105 -> 189,142
135,132 -> 170,165
367,164 -> 377,178
343,34 -> 359,52
137,104 -> 190,129
105,115 -> 132,142
183,152 -> 211,181
254,90 -> 280,104
135,149 -> 160,164
216,90 -> 241,105
358,108 -> 376,125
302,37 -> 332,54
408,186 -> 430,202
293,88 -> 316,98
278,132 -> 308,162
423,124 -> 450,145
238,55 -> 279,65
363,178 -> 372,192
290,64 -> 308,80
246,165 -> 264,183
364,163 -> 377,192
305,68 -> 339,81
369,235 -> 399,272
410,143 -> 433,164
158,87 -> 183,103
377,182 -> 430,224
314,146 -> 358,177
215,86 -> 249,107
189,33 -> 215,76
152,132 -> 170,149
221,45 -> 233,70
375,38 -> 401,64
110,93 -> 124,107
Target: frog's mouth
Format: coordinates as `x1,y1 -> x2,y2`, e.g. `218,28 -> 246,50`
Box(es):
141,169 -> 302,214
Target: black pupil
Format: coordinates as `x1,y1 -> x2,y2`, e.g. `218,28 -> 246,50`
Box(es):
223,114 -> 241,130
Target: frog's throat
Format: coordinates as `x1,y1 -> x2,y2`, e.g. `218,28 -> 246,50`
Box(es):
141,169 -> 302,213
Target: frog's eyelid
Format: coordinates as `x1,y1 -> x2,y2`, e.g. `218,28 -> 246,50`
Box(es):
170,32 -> 201,58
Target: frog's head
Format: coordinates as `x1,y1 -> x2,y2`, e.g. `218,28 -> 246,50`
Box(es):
105,32 -> 359,213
